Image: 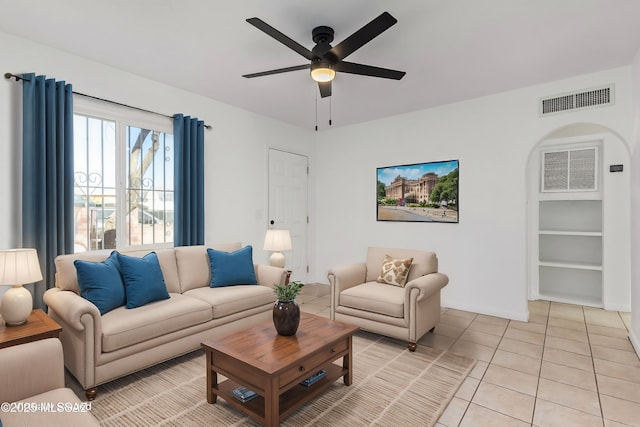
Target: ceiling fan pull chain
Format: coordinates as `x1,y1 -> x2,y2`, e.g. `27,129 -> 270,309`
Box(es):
329,96 -> 332,126
315,87 -> 318,132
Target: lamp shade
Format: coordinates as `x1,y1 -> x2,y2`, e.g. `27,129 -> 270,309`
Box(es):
310,61 -> 336,83
0,248 -> 43,285
263,229 -> 292,252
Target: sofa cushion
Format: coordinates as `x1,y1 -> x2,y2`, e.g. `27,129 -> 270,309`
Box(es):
339,281 -> 405,318
117,252 -> 170,308
74,251 -> 125,315
366,247 -> 438,283
207,246 -> 258,287
377,255 -> 413,287
174,243 -> 242,292
101,293 -> 212,352
184,285 -> 275,319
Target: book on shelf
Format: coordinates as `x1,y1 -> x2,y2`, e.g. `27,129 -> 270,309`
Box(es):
232,386 -> 258,403
300,369 -> 327,387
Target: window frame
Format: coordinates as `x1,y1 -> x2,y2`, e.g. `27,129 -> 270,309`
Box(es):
73,96 -> 175,252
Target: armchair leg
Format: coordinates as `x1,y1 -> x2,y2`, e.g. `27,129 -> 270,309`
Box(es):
408,342 -> 417,352
85,387 -> 97,401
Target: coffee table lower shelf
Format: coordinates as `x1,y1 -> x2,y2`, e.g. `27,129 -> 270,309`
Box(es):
214,363 -> 346,424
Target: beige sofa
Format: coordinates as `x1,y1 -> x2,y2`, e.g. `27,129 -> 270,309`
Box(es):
328,247 -> 448,351
0,338 -> 100,426
43,243 -> 287,400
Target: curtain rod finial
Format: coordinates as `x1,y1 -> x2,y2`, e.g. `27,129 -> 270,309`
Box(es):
4,72 -> 13,79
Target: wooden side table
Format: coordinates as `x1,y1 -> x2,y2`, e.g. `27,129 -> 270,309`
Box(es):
0,309 -> 62,349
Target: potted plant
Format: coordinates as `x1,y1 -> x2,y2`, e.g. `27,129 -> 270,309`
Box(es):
272,281 -> 304,336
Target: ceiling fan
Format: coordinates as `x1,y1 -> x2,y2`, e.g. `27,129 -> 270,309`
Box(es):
242,11 -> 406,98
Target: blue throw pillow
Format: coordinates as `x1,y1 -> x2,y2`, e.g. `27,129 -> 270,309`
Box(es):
116,252 -> 170,308
74,251 -> 125,315
207,245 -> 258,288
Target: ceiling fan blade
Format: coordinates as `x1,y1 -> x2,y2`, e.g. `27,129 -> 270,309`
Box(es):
242,64 -> 310,78
329,12 -> 397,60
335,61 -> 405,80
246,18 -> 315,60
318,81 -> 332,98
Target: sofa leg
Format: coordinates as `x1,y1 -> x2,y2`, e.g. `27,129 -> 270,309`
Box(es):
85,387 -> 97,401
408,342 -> 417,352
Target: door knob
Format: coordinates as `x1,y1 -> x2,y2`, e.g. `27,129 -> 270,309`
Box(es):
270,220 -> 275,225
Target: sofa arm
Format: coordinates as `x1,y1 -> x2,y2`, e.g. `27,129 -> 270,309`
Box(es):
254,264 -> 287,288
0,338 -> 65,403
44,288 -> 102,333
405,272 -> 449,302
327,263 -> 367,319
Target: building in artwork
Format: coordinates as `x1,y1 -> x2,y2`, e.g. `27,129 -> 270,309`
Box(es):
385,172 -> 439,204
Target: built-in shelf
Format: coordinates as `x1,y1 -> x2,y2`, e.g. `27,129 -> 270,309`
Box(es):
538,230 -> 602,237
538,261 -> 602,271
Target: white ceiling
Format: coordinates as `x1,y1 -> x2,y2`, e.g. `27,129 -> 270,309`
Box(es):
2,0 -> 640,131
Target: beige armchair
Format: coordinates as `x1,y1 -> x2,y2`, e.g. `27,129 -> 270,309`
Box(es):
0,338 -> 100,426
328,247 -> 448,351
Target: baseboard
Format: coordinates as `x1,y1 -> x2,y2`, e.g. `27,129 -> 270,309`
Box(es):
442,299 -> 529,322
603,302 -> 631,312
630,328 -> 640,359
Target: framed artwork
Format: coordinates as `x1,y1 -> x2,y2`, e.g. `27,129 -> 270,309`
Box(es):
377,159 -> 459,223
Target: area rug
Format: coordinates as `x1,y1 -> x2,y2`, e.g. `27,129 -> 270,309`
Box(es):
87,332 -> 475,426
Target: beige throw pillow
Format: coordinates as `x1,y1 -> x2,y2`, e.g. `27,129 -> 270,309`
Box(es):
377,255 -> 413,287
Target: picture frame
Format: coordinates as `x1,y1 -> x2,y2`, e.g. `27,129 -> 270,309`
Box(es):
377,159 -> 459,223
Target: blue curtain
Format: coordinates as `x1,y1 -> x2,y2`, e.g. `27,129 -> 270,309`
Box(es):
173,114 -> 205,246
22,73 -> 74,309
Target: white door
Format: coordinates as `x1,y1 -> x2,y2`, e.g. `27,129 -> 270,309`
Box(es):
268,149 -> 308,281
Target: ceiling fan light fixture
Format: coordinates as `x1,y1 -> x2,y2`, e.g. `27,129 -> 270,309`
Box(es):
310,61 -> 335,82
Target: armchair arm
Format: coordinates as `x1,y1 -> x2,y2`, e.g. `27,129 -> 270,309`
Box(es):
0,338 -> 65,403
405,272 -> 449,302
44,288 -> 101,332
254,264 -> 287,288
327,262 -> 367,320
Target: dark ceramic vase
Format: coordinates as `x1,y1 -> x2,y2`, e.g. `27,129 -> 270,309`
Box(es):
273,300 -> 300,336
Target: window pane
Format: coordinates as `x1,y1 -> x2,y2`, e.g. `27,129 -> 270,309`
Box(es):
73,115 -> 117,252
125,126 -> 174,246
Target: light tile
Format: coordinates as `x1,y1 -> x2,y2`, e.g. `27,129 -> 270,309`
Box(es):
600,394 -> 640,426
471,382 -> 534,423
468,361 -> 489,380
475,314 -> 510,327
418,332 -> 456,351
503,326 -> 545,346
508,319 -> 547,335
542,347 -> 594,372
588,333 -> 634,351
434,322 -> 465,339
459,330 -> 502,348
537,378 -> 601,416
546,325 -> 588,343
593,358 -> 640,383
437,396 -> 469,426
439,314 -> 474,330
583,307 -> 626,329
549,303 -> 584,322
597,374 -> 640,403
498,337 -> 543,360
591,345 -> 640,367
545,335 -> 591,356
460,403 -> 530,427
620,312 -> 632,330
540,360 -> 597,391
587,323 -> 631,339
444,309 -> 477,321
454,376 -> 480,401
449,340 -> 496,363
528,300 -> 550,316
491,349 -> 541,376
529,313 -> 548,325
547,316 -> 587,332
533,399 -> 603,427
482,364 -> 538,396
468,319 -> 508,336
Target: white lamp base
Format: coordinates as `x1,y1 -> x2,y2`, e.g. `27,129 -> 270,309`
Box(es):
1,285 -> 33,326
269,252 -> 285,268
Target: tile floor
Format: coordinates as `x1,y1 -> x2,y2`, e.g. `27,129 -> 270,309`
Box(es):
297,284 -> 640,427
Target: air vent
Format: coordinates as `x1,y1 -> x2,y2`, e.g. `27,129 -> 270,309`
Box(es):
541,147 -> 598,192
540,85 -> 613,116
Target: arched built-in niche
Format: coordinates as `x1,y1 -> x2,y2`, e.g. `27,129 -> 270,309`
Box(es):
526,123 -> 631,311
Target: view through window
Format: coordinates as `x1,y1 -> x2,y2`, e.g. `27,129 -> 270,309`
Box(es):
73,102 -> 174,252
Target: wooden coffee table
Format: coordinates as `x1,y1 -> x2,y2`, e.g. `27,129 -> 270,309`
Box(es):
201,312 -> 358,426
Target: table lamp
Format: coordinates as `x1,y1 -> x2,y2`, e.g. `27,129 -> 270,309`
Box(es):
263,229 -> 292,268
0,248 -> 42,326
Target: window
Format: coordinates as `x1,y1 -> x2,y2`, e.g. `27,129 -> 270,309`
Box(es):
73,98 -> 174,252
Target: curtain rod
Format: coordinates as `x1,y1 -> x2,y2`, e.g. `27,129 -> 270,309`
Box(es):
4,72 -> 212,130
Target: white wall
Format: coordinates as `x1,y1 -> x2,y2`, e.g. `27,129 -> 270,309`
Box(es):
312,67 -> 633,321
0,31 -> 314,265
630,49 -> 640,355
